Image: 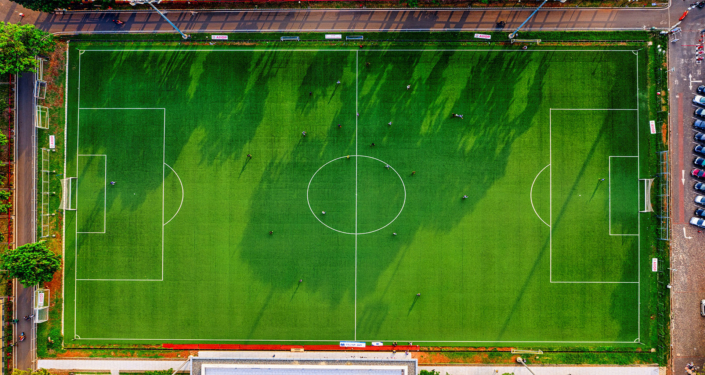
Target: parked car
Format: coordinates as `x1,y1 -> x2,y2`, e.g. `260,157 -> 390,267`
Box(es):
697,132 -> 705,143
696,182 -> 705,193
694,95 -> 705,106
697,208 -> 705,217
693,168 -> 705,178
695,157 -> 705,167
701,300 -> 705,317
696,108 -> 705,118
691,217 -> 705,228
696,145 -> 705,155
698,86 -> 705,95
695,120 -> 705,130
696,195 -> 705,205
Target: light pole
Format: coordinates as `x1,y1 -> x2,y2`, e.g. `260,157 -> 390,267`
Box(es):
508,0 -> 550,39
515,357 -> 536,375
129,0 -> 190,39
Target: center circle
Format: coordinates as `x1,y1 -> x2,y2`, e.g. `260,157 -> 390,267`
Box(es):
307,155 -> 406,235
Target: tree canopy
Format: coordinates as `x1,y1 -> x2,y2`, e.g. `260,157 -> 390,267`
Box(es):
0,22 -> 54,75
1,241 -> 61,286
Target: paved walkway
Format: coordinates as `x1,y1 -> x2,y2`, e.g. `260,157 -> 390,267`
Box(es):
37,356 -> 662,375
38,359 -> 190,375
0,0 -> 674,36
419,365 -> 661,375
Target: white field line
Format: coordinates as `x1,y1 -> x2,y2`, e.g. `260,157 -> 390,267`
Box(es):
75,154 -> 107,234
61,40 -> 69,339
76,49 -> 643,53
530,164 -> 550,227
636,50 -> 641,344
609,156 -> 639,236
163,163 -> 184,226
74,106 -> 166,338
549,108 -> 640,286
354,50 -> 358,341
70,49 -> 642,343
71,337 -> 642,343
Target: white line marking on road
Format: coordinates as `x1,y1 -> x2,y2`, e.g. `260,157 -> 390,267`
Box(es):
684,227 -> 693,239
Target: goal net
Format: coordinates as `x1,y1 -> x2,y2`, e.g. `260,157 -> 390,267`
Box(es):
60,178 -> 77,211
641,178 -> 654,213
36,106 -> 49,129
34,288 -> 49,323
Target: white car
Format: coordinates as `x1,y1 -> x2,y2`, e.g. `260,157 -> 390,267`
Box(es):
695,95 -> 705,106
696,195 -> 705,205
691,217 -> 705,228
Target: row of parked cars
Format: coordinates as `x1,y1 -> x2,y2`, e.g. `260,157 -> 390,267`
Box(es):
691,90 -> 705,228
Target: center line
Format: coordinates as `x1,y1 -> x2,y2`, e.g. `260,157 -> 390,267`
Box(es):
354,50 -> 359,341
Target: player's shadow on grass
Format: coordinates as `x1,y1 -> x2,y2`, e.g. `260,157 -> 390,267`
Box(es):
589,179 -> 605,202
407,295 -> 420,316
239,158 -> 251,177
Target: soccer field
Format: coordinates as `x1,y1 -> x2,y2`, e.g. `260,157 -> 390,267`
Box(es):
63,44 -> 652,345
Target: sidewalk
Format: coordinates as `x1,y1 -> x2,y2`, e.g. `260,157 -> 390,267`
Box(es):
419,364 -> 662,375
38,359 -> 190,375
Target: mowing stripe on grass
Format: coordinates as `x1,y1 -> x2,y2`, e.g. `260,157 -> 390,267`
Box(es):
609,156 -> 639,236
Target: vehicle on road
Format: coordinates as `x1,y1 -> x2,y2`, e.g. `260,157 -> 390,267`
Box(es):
694,95 -> 705,106
698,86 -> 705,95
690,217 -> 705,228
693,168 -> 705,178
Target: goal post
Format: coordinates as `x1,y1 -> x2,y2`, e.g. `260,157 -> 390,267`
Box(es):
34,288 -> 49,323
60,177 -> 77,211
640,178 -> 654,213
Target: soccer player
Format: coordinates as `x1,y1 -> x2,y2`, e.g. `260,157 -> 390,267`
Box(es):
110,181 -> 116,185
302,131 -> 307,137
407,85 -> 411,90
388,122 -> 392,126
247,154 -> 252,159
463,195 -> 468,199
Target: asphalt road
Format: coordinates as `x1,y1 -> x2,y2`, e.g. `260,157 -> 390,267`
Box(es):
0,1 -> 674,35
14,72 -> 36,372
0,0 -> 700,373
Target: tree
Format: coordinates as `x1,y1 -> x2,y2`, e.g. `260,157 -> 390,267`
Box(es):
0,22 -> 54,75
1,241 -> 60,286
9,0 -> 72,13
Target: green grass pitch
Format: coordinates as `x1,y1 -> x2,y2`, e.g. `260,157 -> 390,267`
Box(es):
63,44 -> 652,345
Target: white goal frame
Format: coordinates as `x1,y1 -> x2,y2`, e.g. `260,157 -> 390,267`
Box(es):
640,178 -> 654,213
59,177 -> 76,211
36,106 -> 49,129
34,288 -> 49,323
